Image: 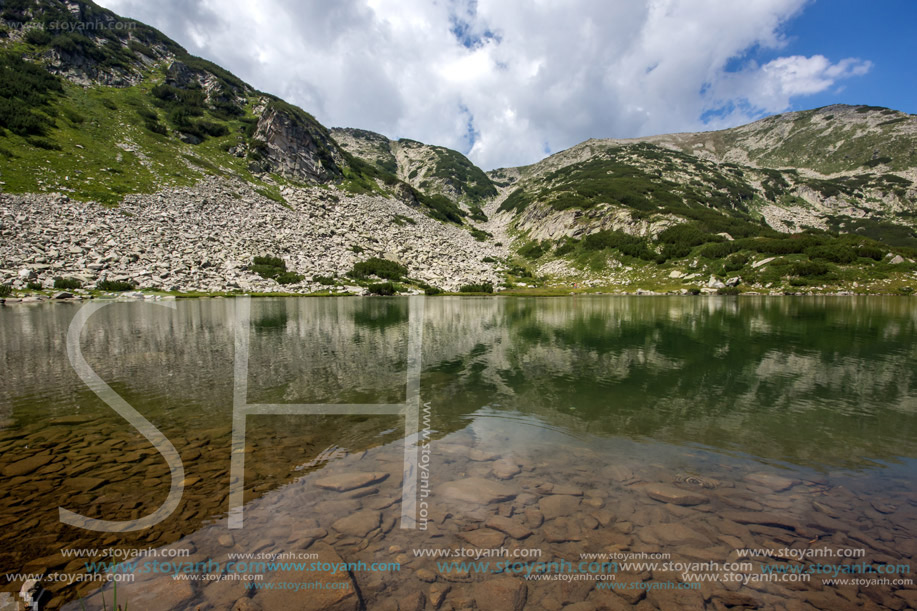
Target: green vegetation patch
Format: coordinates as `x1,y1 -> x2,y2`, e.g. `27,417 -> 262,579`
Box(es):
368,281 -> 400,295
459,283 -> 494,293
429,147 -> 497,203
349,257 -> 408,281
0,52 -> 63,137
97,279 -> 136,291
249,255 -> 303,285
53,276 -> 82,290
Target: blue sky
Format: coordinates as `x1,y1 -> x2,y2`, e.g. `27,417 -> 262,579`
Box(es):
100,0 -> 915,169
744,0 -> 916,115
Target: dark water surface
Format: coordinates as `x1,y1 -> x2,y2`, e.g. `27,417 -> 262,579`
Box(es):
1,296 -> 916,610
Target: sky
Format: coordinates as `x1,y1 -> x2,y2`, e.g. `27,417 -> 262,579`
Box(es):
97,0 -> 917,170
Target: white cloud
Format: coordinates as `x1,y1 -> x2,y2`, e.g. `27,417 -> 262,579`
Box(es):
98,0 -> 872,169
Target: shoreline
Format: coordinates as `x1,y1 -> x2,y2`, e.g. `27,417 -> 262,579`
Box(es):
1,288 -> 914,305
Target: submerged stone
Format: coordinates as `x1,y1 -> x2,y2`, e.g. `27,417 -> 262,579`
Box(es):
644,483 -> 708,506
440,477 -> 516,504
314,472 -> 389,492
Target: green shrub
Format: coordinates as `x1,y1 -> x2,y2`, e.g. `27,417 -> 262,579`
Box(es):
723,253 -> 749,272
312,275 -> 335,286
697,241 -> 741,259
128,40 -> 155,57
415,192 -> 466,224
740,236 -> 817,255
96,280 -> 135,291
469,228 -> 491,242
657,223 -> 711,249
554,238 -> 579,257
424,286 -> 443,295
583,230 -> 655,261
53,276 -> 81,290
468,207 -> 488,222
857,245 -> 885,261
26,281 -> 42,291
482,256 -> 497,263
349,257 -> 408,281
275,271 -> 304,285
24,28 -> 52,46
144,119 -> 168,135
0,284 -> 11,297
717,286 -> 741,296
806,245 -> 856,264
507,263 -> 533,278
62,107 -> 85,125
27,137 -> 62,150
497,188 -> 533,213
0,53 -> 63,135
249,264 -> 280,278
459,283 -> 494,293
368,282 -> 398,296
253,255 -> 285,268
789,261 -> 829,277
518,241 -> 549,259
350,245 -> 365,254
249,255 -> 301,284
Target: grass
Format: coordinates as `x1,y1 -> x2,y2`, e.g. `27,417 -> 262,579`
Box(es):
78,576 -> 127,611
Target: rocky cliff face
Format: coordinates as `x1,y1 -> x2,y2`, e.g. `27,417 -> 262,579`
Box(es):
252,104 -> 345,183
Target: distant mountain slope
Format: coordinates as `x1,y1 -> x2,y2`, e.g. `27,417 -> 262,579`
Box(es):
485,106 -> 917,294
331,127 -> 495,221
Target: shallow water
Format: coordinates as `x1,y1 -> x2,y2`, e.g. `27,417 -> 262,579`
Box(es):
1,296 -> 916,610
